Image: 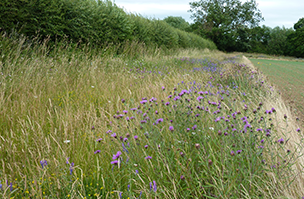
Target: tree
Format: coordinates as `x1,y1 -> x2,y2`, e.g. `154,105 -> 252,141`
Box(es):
163,16 -> 190,31
286,18 -> 304,58
189,0 -> 264,51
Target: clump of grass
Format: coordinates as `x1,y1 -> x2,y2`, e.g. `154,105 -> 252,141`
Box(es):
0,34 -> 303,198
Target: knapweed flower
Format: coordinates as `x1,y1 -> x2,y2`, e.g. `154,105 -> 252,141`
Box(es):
40,160 -> 47,169
195,143 -> 200,149
121,99 -> 125,103
106,130 -> 112,134
123,110 -> 128,114
278,138 -> 284,144
94,150 -> 101,154
111,160 -> 119,165
297,128 -> 301,132
236,150 -> 242,154
144,145 -> 148,149
140,100 -> 147,104
96,138 -> 102,142
134,135 -> 138,140
208,159 -> 213,165
113,151 -> 122,160
180,175 -> 185,180
230,151 -> 235,156
111,133 -> 117,138
145,156 -> 152,160
169,126 -> 174,131
153,181 -> 157,192
162,86 -> 165,90
261,139 -> 264,143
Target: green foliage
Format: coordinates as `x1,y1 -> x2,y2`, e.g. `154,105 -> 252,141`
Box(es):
163,16 -> 190,31
0,0 -> 216,51
286,18 -> 304,58
189,0 -> 264,52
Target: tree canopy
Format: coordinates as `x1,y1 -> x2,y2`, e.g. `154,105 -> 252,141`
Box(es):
189,0 -> 264,51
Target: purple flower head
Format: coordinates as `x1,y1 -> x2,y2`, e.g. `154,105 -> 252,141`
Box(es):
230,151 -> 235,156
192,125 -> 197,130
162,86 -> 165,90
113,151 -> 122,160
69,162 -> 74,175
111,133 -> 117,138
111,160 -> 119,165
261,139 -> 264,143
121,99 -> 125,103
106,130 -> 112,134
156,118 -> 164,124
40,160 -> 47,169
145,145 -> 148,149
180,175 -> 185,180
123,138 -> 128,142
123,110 -> 128,114
140,100 -> 148,104
94,150 -> 101,154
169,126 -> 174,131
236,150 -> 242,154
96,138 -> 103,142
134,135 -> 139,140
145,156 -> 152,160
153,181 -> 157,192
266,132 -> 271,137
278,138 -> 284,144
297,128 -> 301,132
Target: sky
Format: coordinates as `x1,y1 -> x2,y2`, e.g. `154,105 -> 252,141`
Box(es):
112,0 -> 304,29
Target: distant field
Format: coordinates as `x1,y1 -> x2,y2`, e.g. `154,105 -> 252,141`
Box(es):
249,58 -> 304,120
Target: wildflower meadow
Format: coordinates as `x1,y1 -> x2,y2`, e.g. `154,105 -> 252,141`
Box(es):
0,34 -> 304,198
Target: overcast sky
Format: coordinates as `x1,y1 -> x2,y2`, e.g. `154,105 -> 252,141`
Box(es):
113,0 -> 304,29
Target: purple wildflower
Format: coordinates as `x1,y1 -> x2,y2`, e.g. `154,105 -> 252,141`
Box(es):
40,160 -> 47,169
230,151 -> 235,156
111,160 -> 118,165
113,151 -> 122,160
69,162 -> 74,175
278,138 -> 284,144
140,100 -> 147,104
297,128 -> 301,132
134,135 -> 138,140
144,145 -> 148,149
236,150 -> 242,154
111,133 -> 117,138
94,150 -> 101,154
169,126 -> 174,131
96,138 -> 103,142
153,181 -> 157,192
145,156 -> 152,160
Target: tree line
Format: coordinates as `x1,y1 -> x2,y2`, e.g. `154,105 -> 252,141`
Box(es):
164,0 -> 304,58
0,0 -> 216,51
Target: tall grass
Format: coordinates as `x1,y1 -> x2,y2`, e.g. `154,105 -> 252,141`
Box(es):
0,34 -> 303,198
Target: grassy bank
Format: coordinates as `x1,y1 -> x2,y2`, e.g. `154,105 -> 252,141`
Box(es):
0,36 -> 303,198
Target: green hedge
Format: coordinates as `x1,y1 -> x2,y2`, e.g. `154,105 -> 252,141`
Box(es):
0,0 -> 216,50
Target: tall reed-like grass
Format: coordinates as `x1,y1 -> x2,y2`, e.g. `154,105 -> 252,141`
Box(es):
0,34 -> 303,198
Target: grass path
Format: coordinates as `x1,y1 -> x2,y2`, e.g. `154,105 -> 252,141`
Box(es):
249,58 -> 304,123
